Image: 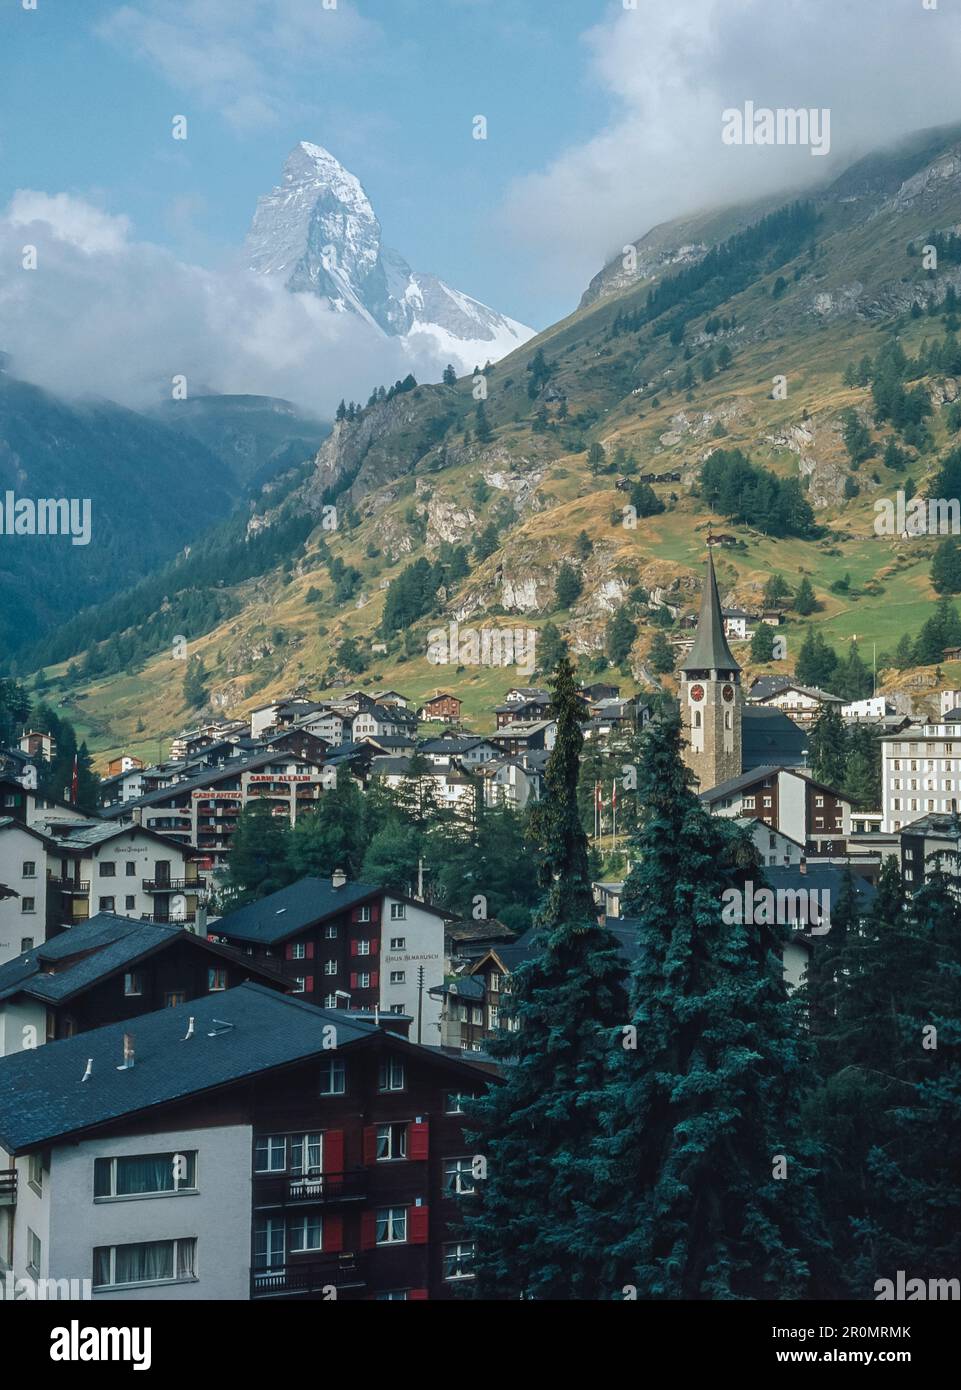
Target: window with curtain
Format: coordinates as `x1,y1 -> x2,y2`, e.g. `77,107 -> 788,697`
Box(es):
375,1207 -> 407,1244
94,1151 -> 197,1198
93,1238 -> 196,1288
254,1135 -> 287,1172
290,1134 -> 322,1176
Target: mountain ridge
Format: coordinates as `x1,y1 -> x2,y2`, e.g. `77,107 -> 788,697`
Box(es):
15,121 -> 961,757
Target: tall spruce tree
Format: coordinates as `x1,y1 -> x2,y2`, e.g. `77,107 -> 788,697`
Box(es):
463,657 -> 627,1298
591,714 -> 826,1298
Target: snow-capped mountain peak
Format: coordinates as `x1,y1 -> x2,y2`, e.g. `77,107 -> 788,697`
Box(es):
245,142 -> 534,372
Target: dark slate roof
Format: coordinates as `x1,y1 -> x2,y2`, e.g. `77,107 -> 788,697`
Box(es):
748,676 -> 795,700
0,983 -> 384,1153
0,914 -> 286,1006
430,974 -> 486,1001
496,920 -> 644,974
681,551 -> 740,674
212,877 -> 379,944
898,812 -> 961,838
418,737 -> 493,755
763,864 -> 877,908
742,707 -> 809,770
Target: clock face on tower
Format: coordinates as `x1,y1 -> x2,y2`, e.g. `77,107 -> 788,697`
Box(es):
690,684 -> 705,703
722,684 -> 735,702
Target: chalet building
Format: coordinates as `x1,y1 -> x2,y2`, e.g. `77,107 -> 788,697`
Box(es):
700,766 -> 853,855
747,679 -> 844,728
19,732 -> 56,762
0,914 -> 287,1057
721,608 -> 752,640
170,720 -> 247,762
0,984 -> 496,1300
104,756 -> 145,779
445,919 -> 517,971
417,736 -> 497,768
880,721 -> 961,832
373,691 -> 410,710
494,688 -> 553,728
352,705 -> 418,743
579,682 -> 620,702
430,950 -> 513,1052
489,720 -> 557,759
476,757 -> 541,811
417,693 -> 462,723
210,877 -> 452,1045
734,818 -> 805,868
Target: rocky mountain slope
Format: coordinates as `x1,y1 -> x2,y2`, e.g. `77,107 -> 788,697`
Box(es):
246,141 -> 534,373
19,122 -> 961,758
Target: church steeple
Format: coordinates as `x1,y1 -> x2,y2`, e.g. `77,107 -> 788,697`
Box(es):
680,544 -> 743,792
681,546 -> 740,674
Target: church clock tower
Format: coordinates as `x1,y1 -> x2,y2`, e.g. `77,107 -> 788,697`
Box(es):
680,548 -> 742,791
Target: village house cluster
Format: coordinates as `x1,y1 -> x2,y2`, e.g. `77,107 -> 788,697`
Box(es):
0,554 -> 955,1301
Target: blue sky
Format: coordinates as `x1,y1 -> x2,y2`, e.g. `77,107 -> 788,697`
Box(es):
0,0 -> 617,328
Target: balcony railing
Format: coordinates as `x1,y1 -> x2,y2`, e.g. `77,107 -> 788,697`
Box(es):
0,1171 -> 17,1206
253,1170 -> 367,1208
251,1253 -> 365,1299
142,878 -> 206,893
47,878 -> 90,894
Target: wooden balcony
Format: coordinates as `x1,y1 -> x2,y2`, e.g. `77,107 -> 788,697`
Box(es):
0,1171 -> 17,1206
253,1169 -> 367,1209
251,1252 -> 366,1299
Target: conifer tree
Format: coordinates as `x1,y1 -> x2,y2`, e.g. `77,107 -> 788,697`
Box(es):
808,704 -> 848,787
223,802 -> 295,906
463,657 -> 628,1298
592,715 -> 826,1299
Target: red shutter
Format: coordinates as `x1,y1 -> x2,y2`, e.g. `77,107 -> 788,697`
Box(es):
350,939 -> 359,956
362,1125 -> 378,1166
408,1121 -> 429,1161
304,975 -> 314,993
324,1214 -> 343,1254
350,907 -> 360,923
360,1210 -> 377,1250
284,943 -> 294,961
350,972 -> 358,990
324,1129 -> 344,1182
370,970 -> 379,990
409,1205 -> 429,1244
369,936 -> 379,954
409,1288 -> 429,1300
370,902 -> 380,922
305,942 -> 315,959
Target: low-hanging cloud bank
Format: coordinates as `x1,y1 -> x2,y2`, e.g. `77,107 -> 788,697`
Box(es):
500,0 -> 961,291
0,191 -> 438,415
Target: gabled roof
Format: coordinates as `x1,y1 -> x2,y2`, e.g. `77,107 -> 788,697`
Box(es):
699,765 -> 784,801
212,877 -> 381,944
681,550 -> 740,673
751,681 -> 844,704
0,982 -> 493,1154
0,914 -> 287,1007
742,707 -> 808,770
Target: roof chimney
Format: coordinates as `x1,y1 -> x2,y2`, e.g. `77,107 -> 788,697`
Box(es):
331,868 -> 347,889
117,1033 -> 134,1070
81,1058 -> 93,1083
182,1017 -> 195,1041
798,857 -> 807,876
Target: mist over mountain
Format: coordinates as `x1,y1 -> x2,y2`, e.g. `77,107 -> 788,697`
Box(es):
246,141 -> 535,372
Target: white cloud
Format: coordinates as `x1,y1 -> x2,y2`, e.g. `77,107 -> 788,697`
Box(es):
98,0 -> 382,130
0,193 -> 441,414
500,0 -> 961,289
7,191 -> 132,254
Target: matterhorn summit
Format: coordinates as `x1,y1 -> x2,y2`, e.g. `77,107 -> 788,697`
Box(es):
246,141 -> 534,373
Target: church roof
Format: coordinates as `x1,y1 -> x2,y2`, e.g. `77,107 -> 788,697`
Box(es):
681,550 -> 741,673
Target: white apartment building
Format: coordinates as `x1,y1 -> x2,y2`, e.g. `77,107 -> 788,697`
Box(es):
379,894 -> 448,1045
0,822 -> 52,966
881,722 -> 961,832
